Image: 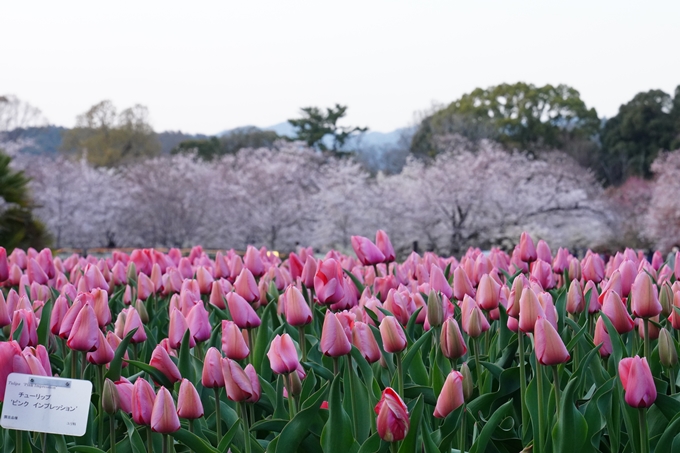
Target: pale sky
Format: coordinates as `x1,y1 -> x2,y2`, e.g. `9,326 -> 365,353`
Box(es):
2,0 -> 679,135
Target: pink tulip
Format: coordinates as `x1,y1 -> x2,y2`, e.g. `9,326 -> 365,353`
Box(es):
375,387 -> 409,442
351,235 -> 385,266
301,257 -> 317,288
226,292 -> 261,329
518,232 -> 537,262
530,259 -> 555,290
352,321 -> 381,363
534,317 -> 570,365
0,341 -> 21,401
222,320 -> 250,360
90,288 -> 111,328
222,358 -> 261,402
186,302 -> 211,343
593,317 -> 612,358
84,264 -> 109,292
566,279 -> 584,314
552,247 -> 569,273
582,253 -> 605,284
177,379 -> 204,419
284,286 -> 313,327
202,347 -> 225,388
244,245 -> 265,277
314,259 -> 346,305
430,266 -> 453,299
619,356 -> 656,408
27,258 -> 49,285
196,266 -> 214,295
209,281 -> 227,309
452,266 -> 475,301
151,387 -> 181,433
379,316 -> 407,354
149,344 -> 182,383
630,272 -> 662,319
168,308 -> 195,349
0,247 -> 8,282
115,378 -> 134,414
131,378 -> 156,425
518,288 -> 544,334
434,371 -> 465,418
376,230 -> 396,263
463,303 -> 490,338
87,329 -> 115,365
476,274 -> 501,311
267,334 -> 300,375
121,307 -> 146,343
321,311 -> 352,357
234,268 -> 259,303
602,291 -> 635,334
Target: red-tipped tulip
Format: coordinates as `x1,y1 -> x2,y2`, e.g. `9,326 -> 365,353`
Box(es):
375,387 -> 409,442
618,356 -> 656,408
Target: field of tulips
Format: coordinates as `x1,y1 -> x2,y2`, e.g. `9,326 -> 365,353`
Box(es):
1,230 -> 680,453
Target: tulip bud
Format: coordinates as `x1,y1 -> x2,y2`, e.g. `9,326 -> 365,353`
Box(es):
518,232 -> 537,262
287,369 -> 302,398
534,317 -> 570,366
202,347 -> 225,388
593,317 -> 612,358
440,318 -> 467,360
659,282 -> 673,318
566,279 -> 584,314
320,311 -> 352,357
352,321 -> 382,363
102,378 -> 120,414
135,300 -> 149,324
659,328 -> 678,368
460,362 -> 474,402
221,320 -> 250,360
602,291 -> 635,334
267,334 -> 300,375
426,290 -> 444,328
131,378 -> 156,426
630,272 -> 662,319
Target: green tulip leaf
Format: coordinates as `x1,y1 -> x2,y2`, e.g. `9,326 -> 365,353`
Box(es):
321,376 -> 359,453
171,428 -> 220,453
105,327 -> 138,382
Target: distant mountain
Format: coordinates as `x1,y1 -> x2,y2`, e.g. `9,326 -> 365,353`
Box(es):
157,131 -> 209,154
219,122 -> 408,149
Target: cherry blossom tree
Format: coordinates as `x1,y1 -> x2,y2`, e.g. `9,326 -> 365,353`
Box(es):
646,150 -> 680,252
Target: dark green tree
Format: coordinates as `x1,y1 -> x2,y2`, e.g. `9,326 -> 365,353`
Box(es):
288,104 -> 367,153
172,127 -> 281,160
600,88 -> 679,185
0,151 -> 50,249
411,82 -> 600,158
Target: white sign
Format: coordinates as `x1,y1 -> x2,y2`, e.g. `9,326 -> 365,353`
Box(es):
1,373 -> 92,436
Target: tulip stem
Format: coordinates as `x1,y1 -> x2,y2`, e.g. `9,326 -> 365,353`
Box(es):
162,433 -> 168,453
473,338 -> 482,393
517,332 -> 528,440
97,365 -> 104,448
390,442 -> 398,453
536,362 -> 546,453
459,404 -> 466,453
284,374 -> 297,418
333,357 -> 339,376
395,353 -> 404,397
347,356 -> 361,440
298,327 -> 307,363
15,430 -> 22,453
643,319 -> 650,359
147,428 -> 153,453
81,351 -> 87,380
110,412 -> 116,453
41,433 -> 46,453
552,366 -> 561,414
241,403 -> 252,453
213,387 -> 222,441
70,350 -> 77,379
639,408 -> 649,453
670,368 -> 677,394
247,329 -> 255,366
